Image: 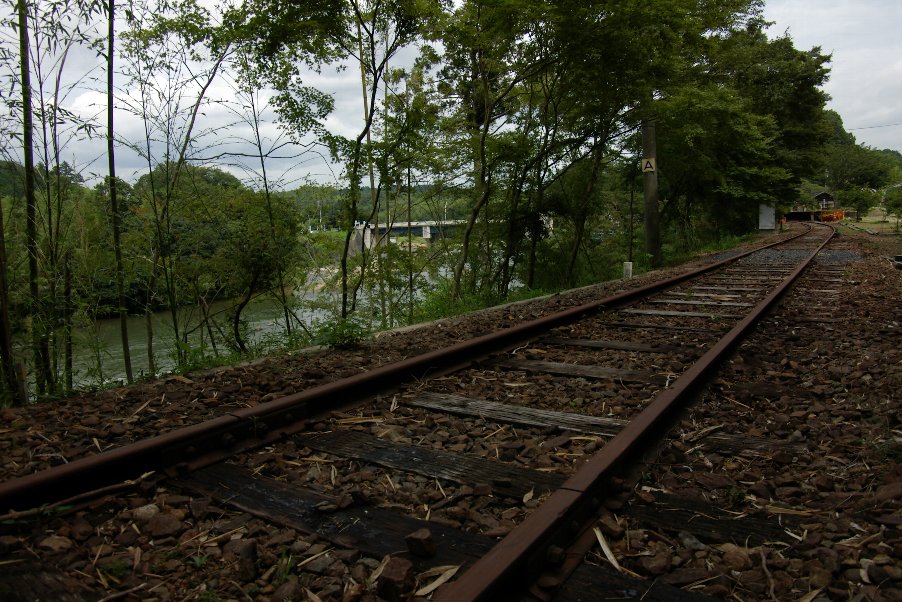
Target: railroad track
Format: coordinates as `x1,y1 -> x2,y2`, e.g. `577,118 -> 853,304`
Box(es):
2,222 -> 868,600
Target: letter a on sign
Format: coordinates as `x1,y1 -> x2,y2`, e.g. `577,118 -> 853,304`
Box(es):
642,158 -> 656,173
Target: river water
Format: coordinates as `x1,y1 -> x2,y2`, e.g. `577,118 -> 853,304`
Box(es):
70,293 -> 330,388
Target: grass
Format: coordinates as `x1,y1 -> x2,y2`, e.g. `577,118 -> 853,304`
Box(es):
274,552 -> 296,585
850,208 -> 902,234
99,558 -> 133,580
655,231 -> 763,272
310,315 -> 370,348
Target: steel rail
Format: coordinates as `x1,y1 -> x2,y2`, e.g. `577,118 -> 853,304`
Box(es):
0,226 -> 813,513
434,224 -> 835,601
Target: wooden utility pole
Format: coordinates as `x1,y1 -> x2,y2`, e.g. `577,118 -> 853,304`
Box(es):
642,119 -> 661,267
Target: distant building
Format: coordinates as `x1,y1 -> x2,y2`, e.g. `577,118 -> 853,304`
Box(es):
815,191 -> 835,210
790,191 -> 835,213
786,191 -> 842,222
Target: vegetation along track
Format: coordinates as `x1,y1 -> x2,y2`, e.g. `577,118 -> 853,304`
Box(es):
3,223 -> 896,601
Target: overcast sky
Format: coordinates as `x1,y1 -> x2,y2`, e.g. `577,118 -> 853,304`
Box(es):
10,1 -> 901,191
763,0 -> 902,153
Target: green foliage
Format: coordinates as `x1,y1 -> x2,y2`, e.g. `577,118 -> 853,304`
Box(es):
884,186 -> 902,230
877,149 -> 902,173
824,111 -> 857,145
711,20 -> 832,185
274,552 -> 296,585
652,17 -> 832,240
837,187 -> 881,218
189,554 -> 208,569
826,143 -> 895,192
655,82 -> 790,236
255,326 -> 312,356
0,162 -> 25,201
99,559 -> 133,580
172,340 -> 213,372
311,315 -> 369,348
413,278 -> 487,323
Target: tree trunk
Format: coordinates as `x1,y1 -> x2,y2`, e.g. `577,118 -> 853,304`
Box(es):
339,15 -> 382,319
526,228 -> 538,289
567,146 -> 603,286
452,101 -> 491,300
452,181 -> 490,300
526,182 -> 545,290
18,0 -> 50,395
46,39 -> 78,396
193,291 -> 219,355
407,165 -> 413,323
232,272 -> 259,353
452,43 -> 497,300
642,119 -> 661,266
0,199 -> 25,404
145,310 -> 155,377
63,254 -> 73,393
340,224 -> 355,319
108,0 -> 133,383
248,89 -> 293,336
495,187 -> 522,298
144,263 -> 158,378
350,184 -> 384,315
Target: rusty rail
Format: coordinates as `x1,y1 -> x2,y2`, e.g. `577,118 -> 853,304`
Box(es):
434,224 -> 834,601
0,226 -> 813,514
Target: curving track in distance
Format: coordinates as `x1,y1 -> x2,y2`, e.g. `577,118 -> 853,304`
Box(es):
437,224 -> 835,600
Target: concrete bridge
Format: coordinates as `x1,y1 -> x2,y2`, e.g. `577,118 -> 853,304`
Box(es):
352,220 -> 464,249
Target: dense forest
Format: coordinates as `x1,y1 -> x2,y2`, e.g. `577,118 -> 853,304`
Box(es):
1,0 -> 900,403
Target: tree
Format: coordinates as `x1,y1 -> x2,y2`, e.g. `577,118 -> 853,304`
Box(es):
877,149 -> 902,174
335,2 -> 435,319
236,0 -> 435,319
711,20 -> 832,190
16,0 -> 45,396
0,195 -> 25,403
436,0 -> 558,299
827,143 -> 894,192
1,0 -> 110,395
431,0 -> 760,289
106,0 -> 133,383
370,58 -> 442,323
219,190 -> 301,352
840,187 -> 881,219
0,15 -> 25,402
655,83 -> 790,238
643,16 -> 831,241
884,186 -> 902,231
121,0 -> 234,368
822,126 -> 894,219
211,59 -> 314,337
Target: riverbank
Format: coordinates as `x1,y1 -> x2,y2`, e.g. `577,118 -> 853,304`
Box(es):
12,227 -> 778,402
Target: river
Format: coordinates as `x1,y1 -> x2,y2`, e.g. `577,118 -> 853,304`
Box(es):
70,293 -> 330,388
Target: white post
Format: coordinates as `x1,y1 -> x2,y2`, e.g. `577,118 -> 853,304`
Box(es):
623,261 -> 633,279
